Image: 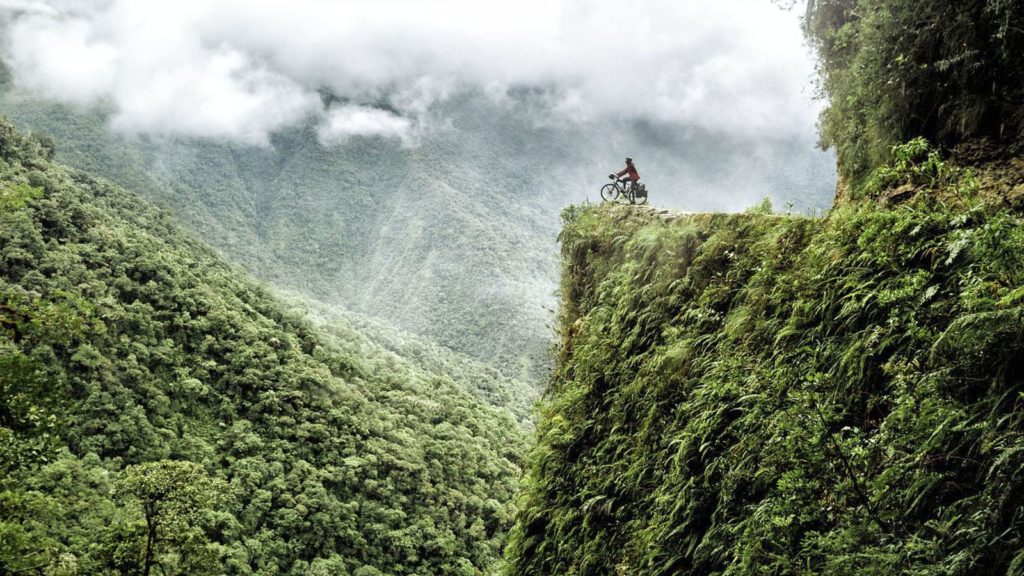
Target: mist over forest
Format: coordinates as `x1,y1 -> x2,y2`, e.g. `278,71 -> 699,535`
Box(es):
14,0 -> 1024,575
0,1 -> 835,382
0,0 -> 837,208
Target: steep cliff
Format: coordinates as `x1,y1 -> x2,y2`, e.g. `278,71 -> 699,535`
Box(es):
505,3 -> 1024,570
506,193 -> 1024,574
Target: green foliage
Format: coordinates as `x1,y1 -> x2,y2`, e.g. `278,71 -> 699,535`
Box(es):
506,197 -> 1024,574
288,293 -> 539,421
1,184 -> 91,474
744,197 -> 774,215
114,460 -> 230,576
0,489 -> 64,574
0,95 -> 562,382
0,182 -> 42,212
0,120 -> 526,575
861,137 -> 980,200
805,0 -> 1024,181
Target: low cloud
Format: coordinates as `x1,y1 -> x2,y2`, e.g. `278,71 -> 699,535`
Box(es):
318,104 -> 413,145
0,0 -> 56,15
7,14 -> 115,102
0,0 -> 822,145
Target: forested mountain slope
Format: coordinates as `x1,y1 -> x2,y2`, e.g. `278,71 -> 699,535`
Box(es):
0,119 -> 526,576
277,291 -> 538,421
0,93 -> 567,381
506,188 -> 1024,574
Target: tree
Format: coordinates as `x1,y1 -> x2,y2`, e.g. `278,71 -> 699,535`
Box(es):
114,460 -> 230,576
804,0 -> 1024,183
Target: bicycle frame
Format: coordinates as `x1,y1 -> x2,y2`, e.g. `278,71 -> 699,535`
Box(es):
601,177 -> 644,204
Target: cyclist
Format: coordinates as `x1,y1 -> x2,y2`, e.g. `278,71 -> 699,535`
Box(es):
609,157 -> 640,193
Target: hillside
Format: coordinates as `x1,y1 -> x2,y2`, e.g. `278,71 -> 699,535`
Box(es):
506,189 -> 1024,573
0,119 -> 526,575
0,92 -> 562,381
276,291 -> 538,421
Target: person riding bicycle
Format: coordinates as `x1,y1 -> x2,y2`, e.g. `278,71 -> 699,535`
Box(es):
609,157 -> 640,192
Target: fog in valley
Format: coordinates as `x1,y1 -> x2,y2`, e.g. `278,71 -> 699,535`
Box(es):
0,0 -> 836,379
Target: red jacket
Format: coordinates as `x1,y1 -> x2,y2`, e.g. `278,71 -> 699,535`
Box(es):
617,163 -> 640,180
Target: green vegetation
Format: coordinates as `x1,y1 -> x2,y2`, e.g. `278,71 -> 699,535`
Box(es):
0,87 -> 836,381
804,0 -> 1024,184
504,4 -> 1024,569
114,461 -> 230,576
0,119 -> 526,575
506,192 -> 1024,574
0,94 -> 564,381
281,292 -> 538,421
859,137 -> 984,204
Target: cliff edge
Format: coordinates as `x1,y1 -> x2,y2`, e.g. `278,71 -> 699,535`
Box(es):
505,195 -> 1024,574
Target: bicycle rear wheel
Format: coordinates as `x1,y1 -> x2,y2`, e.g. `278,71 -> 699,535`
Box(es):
600,183 -> 619,202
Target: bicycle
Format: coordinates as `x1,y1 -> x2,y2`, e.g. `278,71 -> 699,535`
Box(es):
600,175 -> 648,205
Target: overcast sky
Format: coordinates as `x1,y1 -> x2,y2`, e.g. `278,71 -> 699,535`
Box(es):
0,0 -> 822,146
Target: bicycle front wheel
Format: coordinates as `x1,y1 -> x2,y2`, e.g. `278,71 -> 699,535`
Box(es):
600,183 -> 619,201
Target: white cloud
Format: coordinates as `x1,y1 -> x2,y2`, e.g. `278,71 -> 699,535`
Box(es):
0,0 -> 57,15
5,1 -> 322,143
318,104 -> 413,145
8,15 -> 115,102
1,0 -> 821,144
107,48 -> 319,145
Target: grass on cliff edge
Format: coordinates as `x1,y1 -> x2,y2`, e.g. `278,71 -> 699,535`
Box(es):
505,178 -> 1024,574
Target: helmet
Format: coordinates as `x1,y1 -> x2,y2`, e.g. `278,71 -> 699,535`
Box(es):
625,157 -> 633,163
